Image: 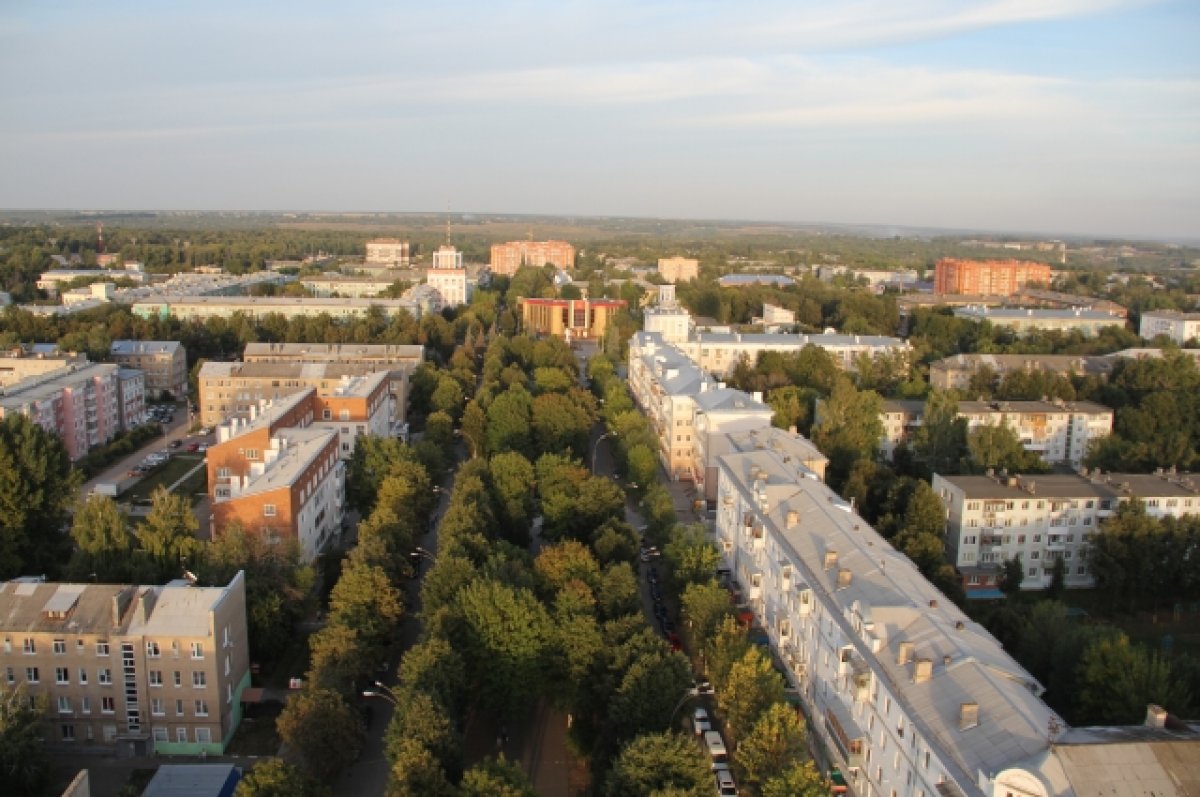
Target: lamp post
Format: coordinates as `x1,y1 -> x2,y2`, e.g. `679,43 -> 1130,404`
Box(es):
409,547 -> 436,576
361,680 -> 400,706
591,431 -> 616,474
668,687 -> 701,728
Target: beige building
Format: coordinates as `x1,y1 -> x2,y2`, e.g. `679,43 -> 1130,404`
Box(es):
241,342 -> 423,426
300,276 -> 398,298
132,296 -> 420,323
928,353 -> 1115,391
0,348 -> 86,387
490,240 -> 575,276
1139,310 -> 1200,344
953,306 -> 1126,337
0,573 -> 250,757
657,256 -> 699,283
935,471 -> 1200,594
365,238 -> 410,266
110,341 -> 188,401
517,297 -> 626,342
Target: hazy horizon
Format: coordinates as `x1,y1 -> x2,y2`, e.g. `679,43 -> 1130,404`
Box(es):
2,1 -> 1197,240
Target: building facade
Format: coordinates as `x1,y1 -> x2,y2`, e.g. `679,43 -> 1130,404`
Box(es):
517,297 -> 626,342
365,238 -> 410,266
116,368 -> 148,430
657,256 -> 699,283
1139,310 -> 1200,344
426,246 -> 471,309
300,276 -> 397,298
110,341 -> 188,401
928,353 -> 1115,391
490,240 -> 575,276
935,471 -> 1200,594
0,363 -> 123,460
952,306 -> 1126,338
934,259 -> 1051,296
207,393 -> 349,561
0,573 -> 250,757
132,296 -> 420,323
680,331 -> 910,377
431,245 -> 463,271
241,342 -> 422,426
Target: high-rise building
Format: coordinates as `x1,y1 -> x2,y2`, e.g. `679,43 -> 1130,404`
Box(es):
490,240 -> 575,276
934,258 -> 1051,296
110,341 -> 188,401
657,256 -> 699,283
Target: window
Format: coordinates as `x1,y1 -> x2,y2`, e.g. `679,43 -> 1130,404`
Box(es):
96,640 -> 110,656
146,641 -> 161,657
322,409 -> 332,420
78,668 -> 87,685
153,727 -> 168,743
2,638 -> 9,654
175,699 -> 185,716
99,668 -> 112,685
176,727 -> 188,742
61,724 -> 75,741
174,671 -> 182,687
152,698 -> 165,716
149,670 -> 163,687
262,504 -> 276,517
101,697 -> 115,714
22,638 -> 35,655
339,409 -> 350,421
191,643 -> 204,660
193,671 -> 207,688
104,725 -> 117,743
53,639 -> 66,655
4,667 -> 12,685
195,699 -> 209,717
217,467 -> 231,479
57,696 -> 72,714
81,697 -> 91,714
245,449 -> 259,460
26,667 -> 39,683
56,667 -> 69,684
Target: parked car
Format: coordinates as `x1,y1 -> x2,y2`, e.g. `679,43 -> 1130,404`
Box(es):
169,440 -> 182,449
715,768 -> 738,796
704,730 -> 729,766
692,707 -> 711,736
693,678 -> 714,695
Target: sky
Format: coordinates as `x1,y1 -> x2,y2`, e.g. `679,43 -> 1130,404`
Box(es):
0,1 -> 1197,240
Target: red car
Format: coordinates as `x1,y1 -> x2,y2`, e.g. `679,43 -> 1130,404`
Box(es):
186,442 -> 200,452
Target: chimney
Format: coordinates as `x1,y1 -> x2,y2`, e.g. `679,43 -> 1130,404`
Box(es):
836,568 -> 853,589
136,588 -> 156,625
897,641 -> 914,666
824,550 -> 838,570
959,703 -> 980,730
913,658 -> 933,683
785,510 -> 799,528
1145,704 -> 1168,729
928,599 -> 939,609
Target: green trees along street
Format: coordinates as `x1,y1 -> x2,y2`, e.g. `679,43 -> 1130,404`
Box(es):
605,731 -> 713,797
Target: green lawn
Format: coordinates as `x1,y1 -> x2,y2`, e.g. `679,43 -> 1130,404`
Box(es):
123,454 -> 207,503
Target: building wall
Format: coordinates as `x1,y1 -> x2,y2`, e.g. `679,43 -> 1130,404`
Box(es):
490,241 -> 576,276
934,259 -> 1052,296
365,239 -> 410,266
1139,311 -> 1200,344
518,298 -> 626,341
110,343 -> 188,400
426,268 -> 469,308
657,256 -> 699,283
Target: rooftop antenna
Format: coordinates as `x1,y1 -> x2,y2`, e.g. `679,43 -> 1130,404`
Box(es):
97,222 -> 105,254
445,205 -> 452,247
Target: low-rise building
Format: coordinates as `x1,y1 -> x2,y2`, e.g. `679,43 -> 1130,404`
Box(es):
208,393 -> 347,560
37,267 -> 148,294
681,330 -> 909,377
110,341 -> 188,401
695,423 -> 826,500
756,303 -> 796,327
0,573 -> 250,756
132,296 -> 419,323
928,353 -> 1115,391
879,399 -> 926,459
952,306 -> 1126,337
300,275 -> 398,298
934,470 -> 1200,594
241,342 -> 422,425
657,256 -> 699,283
1139,310 -> 1200,344
517,297 -> 626,342
365,238 -> 410,267
0,347 -> 87,387
717,273 -> 794,288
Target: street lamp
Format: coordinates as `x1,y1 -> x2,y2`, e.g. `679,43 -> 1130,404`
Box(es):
591,431 -> 617,473
361,680 -> 400,705
668,687 -> 701,727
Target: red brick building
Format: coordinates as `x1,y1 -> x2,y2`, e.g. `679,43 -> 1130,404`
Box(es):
490,240 -> 575,276
934,258 -> 1051,296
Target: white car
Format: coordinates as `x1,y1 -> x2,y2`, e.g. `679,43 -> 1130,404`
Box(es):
692,707 -> 711,736
715,768 -> 738,796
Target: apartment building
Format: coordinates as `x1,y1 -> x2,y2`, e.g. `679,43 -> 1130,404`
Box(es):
657,256 -> 699,283
715,450 -> 1200,796
489,240 -> 575,276
110,341 -> 188,401
680,331 -> 910,377
426,247 -> 471,309
934,258 -> 1051,296
117,369 -> 148,430
0,347 -> 86,387
36,267 -> 148,294
431,245 -> 463,271
197,362 -> 391,448
694,424 -> 826,501
1139,310 -> 1200,344
0,363 -> 124,459
300,276 -> 397,298
365,238 -> 410,266
242,342 -> 423,425
0,573 -> 249,757
208,393 -> 347,560
952,306 -> 1125,338
928,353 -> 1114,391
879,399 -> 1113,467
132,296 -> 420,323
934,470 -> 1200,594
627,334 -> 713,480
517,297 -> 626,342
642,284 -> 693,345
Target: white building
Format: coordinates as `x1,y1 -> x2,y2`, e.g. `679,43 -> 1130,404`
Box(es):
934,470 -> 1200,594
680,330 -> 909,377
952,307 -> 1126,338
132,296 -> 420,323
1139,310 -> 1200,345
365,238 -> 410,266
716,450 -> 1200,796
431,245 -> 463,271
642,284 -> 693,345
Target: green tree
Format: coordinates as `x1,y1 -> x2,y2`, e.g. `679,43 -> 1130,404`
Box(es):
761,761 -> 830,797
892,482 -> 947,575
606,649 -> 693,741
1047,555 -> 1067,599
0,685 -> 50,797
999,555 -> 1024,599
736,702 -> 809,793
911,390 -> 967,475
663,523 -> 721,590
967,423 -> 1049,473
531,392 -> 591,459
460,400 -> 488,459
328,559 -> 404,662
384,688 -> 461,775
459,758 -> 536,797
276,687 -> 364,783
235,759 -> 327,797
680,580 -> 734,656
707,616 -> 751,691
69,494 -> 134,581
766,386 -> 818,434
811,377 -> 882,490
486,385 -> 533,457
139,486 -> 202,579
306,622 -> 368,696
397,637 -> 469,721
605,731 -> 713,797
625,443 -> 659,490
385,738 -> 455,797
430,375 -> 465,421
1076,634 -> 1191,725
489,451 -> 536,546
0,413 -> 81,578
719,647 -> 786,739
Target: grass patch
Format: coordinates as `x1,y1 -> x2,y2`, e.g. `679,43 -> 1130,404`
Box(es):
123,455 -> 206,503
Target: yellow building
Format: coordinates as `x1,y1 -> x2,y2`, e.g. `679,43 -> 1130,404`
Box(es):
517,297 -> 626,342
